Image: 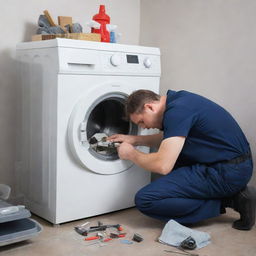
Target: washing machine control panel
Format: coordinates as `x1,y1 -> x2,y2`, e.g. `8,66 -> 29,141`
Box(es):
106,52 -> 160,75
56,47 -> 160,76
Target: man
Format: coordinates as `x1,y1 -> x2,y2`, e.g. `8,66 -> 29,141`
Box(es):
108,89 -> 255,230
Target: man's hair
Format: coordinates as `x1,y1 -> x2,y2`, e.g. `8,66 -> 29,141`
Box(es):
125,89 -> 160,118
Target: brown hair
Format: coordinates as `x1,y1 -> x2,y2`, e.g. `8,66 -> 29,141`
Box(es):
125,89 -> 160,118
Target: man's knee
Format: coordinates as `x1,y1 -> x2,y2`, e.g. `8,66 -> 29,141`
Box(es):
135,187 -> 153,211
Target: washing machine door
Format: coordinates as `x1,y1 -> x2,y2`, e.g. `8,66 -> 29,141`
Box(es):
68,82 -> 143,175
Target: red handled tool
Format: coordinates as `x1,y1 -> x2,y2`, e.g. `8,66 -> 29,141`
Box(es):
84,236 -> 100,241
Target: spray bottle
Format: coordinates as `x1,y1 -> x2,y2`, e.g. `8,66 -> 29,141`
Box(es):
91,5 -> 110,42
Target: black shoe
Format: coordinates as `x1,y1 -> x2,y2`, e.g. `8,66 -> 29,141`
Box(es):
232,186 -> 256,230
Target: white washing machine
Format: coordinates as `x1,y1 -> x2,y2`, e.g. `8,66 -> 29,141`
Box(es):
16,39 -> 161,224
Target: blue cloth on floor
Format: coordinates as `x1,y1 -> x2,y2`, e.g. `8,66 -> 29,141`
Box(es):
158,219 -> 211,249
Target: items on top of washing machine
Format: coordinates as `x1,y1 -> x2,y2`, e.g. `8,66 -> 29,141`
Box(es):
91,5 -> 110,42
0,184 -> 42,246
89,133 -> 120,155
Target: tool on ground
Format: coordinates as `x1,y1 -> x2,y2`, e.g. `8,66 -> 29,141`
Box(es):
74,221 -> 90,236
110,232 -> 126,238
164,249 -> 199,256
179,236 -> 196,250
165,244 -> 199,256
132,233 -> 143,242
103,238 -> 113,242
85,223 -> 123,235
74,226 -> 88,236
77,222 -> 123,236
84,232 -> 104,241
84,235 -> 101,241
84,240 -> 106,247
84,232 -> 112,246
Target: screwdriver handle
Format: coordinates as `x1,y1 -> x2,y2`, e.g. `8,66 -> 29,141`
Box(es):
84,236 -> 99,241
103,238 -> 112,242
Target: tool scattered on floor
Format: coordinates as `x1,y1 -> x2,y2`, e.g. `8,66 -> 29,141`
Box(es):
75,221 -> 144,248
83,223 -> 123,236
74,227 -> 88,236
84,232 -> 103,241
132,233 -> 144,242
110,233 -> 126,238
164,249 -> 199,256
179,236 -> 196,250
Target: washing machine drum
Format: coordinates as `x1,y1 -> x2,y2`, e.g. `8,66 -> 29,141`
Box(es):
86,96 -> 137,161
68,91 -> 138,175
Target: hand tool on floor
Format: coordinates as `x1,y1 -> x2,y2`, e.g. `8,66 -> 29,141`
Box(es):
85,235 -> 101,241
179,236 -> 196,250
110,233 -> 126,238
164,249 -> 199,256
132,233 -> 143,242
84,232 -> 104,241
164,244 -> 199,256
74,222 -> 90,236
83,223 -> 123,236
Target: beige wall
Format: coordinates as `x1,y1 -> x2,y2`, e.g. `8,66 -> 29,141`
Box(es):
0,0 -> 140,191
141,0 -> 256,185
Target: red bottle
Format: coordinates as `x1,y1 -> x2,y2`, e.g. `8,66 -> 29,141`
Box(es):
92,5 -> 110,42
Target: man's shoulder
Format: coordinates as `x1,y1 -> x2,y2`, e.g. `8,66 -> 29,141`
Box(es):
167,90 -> 216,106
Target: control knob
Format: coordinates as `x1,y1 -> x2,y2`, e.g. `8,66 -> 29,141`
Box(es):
110,54 -> 121,66
143,57 -> 152,68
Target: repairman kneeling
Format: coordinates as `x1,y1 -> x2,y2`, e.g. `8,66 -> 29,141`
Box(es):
108,89 -> 256,230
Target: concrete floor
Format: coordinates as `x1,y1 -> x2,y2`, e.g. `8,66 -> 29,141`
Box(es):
0,207 -> 255,256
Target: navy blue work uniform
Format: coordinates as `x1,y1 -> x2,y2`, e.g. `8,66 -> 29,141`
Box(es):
135,90 -> 253,224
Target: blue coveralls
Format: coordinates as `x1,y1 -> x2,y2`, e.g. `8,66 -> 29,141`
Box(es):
135,90 -> 253,224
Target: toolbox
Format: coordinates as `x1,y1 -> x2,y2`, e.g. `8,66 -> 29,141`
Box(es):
0,185 -> 42,246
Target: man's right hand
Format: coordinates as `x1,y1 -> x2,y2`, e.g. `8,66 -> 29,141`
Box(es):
107,134 -> 137,145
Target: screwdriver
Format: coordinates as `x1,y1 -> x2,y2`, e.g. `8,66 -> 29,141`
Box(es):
84,236 -> 101,241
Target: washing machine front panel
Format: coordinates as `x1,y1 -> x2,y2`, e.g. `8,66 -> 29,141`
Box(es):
68,82 -> 141,175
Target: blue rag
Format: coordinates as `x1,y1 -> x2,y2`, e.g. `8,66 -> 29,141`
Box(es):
158,219 -> 211,249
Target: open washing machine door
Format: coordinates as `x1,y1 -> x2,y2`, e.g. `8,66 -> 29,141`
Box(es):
68,83 -> 141,175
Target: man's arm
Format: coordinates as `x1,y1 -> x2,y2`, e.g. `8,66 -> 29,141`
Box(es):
108,132 -> 163,148
117,136 -> 185,175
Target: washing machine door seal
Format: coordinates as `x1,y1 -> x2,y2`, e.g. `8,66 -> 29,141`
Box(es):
68,82 -> 138,175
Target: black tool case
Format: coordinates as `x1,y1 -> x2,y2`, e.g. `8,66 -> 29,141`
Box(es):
0,186 -> 42,246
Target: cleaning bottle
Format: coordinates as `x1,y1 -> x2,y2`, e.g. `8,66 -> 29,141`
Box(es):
91,5 -> 110,42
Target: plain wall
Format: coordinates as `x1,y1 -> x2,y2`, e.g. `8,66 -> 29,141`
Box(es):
0,0 -> 140,194
140,0 -> 256,185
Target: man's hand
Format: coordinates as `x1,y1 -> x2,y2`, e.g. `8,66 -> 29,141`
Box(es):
108,134 -> 136,145
116,142 -> 135,160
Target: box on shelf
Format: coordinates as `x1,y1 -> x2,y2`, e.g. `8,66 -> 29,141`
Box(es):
32,33 -> 101,42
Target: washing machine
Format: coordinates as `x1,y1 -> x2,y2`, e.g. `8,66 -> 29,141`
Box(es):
16,39 -> 161,224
